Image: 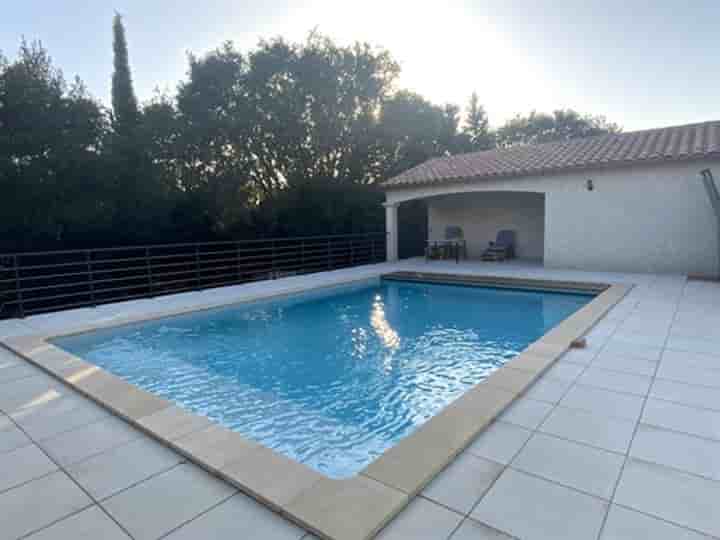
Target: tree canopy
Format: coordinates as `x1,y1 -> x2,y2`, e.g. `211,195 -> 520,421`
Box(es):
111,13 -> 139,136
496,109 -> 620,147
0,25 -> 621,253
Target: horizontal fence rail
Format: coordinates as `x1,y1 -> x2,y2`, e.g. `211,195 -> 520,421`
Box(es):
0,233 -> 387,319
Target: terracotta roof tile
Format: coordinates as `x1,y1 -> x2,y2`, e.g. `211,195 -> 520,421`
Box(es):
383,120 -> 720,188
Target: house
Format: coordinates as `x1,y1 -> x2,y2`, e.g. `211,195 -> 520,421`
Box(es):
382,120 -> 720,276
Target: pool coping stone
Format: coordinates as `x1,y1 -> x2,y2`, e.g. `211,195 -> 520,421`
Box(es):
0,271 -> 630,540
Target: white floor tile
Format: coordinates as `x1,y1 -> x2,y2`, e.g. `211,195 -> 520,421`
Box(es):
524,377 -> 573,404
41,416 -> 143,467
601,340 -> 662,362
630,424 -> 720,481
0,443 -> 58,492
162,492 -> 303,540
642,399 -> 720,441
0,362 -> 42,384
67,437 -> 183,500
656,362 -> 720,389
601,505 -> 712,540
544,362 -> 585,381
0,374 -> 66,415
0,414 -> 31,454
661,349 -> 720,371
103,464 -> 236,540
467,422 -> 532,465
611,331 -> 668,348
577,367 -> 652,397
472,468 -> 608,540
666,336 -> 720,356
591,352 -> 657,377
0,471 -> 92,539
498,397 -> 553,430
376,497 -> 463,540
558,348 -> 597,366
560,384 -> 644,423
11,394 -> 110,441
450,519 -> 514,540
615,458 -> 720,538
422,452 -> 504,515
539,406 -> 635,454
511,433 -> 624,499
650,379 -> 720,411
25,505 -> 131,540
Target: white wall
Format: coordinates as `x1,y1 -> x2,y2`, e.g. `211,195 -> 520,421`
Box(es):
427,192 -> 545,260
387,159 -> 720,275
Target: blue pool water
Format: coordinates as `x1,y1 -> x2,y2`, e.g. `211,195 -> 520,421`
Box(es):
54,279 -> 592,478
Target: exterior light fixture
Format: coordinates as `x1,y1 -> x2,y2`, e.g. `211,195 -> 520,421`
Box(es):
586,179 -> 594,191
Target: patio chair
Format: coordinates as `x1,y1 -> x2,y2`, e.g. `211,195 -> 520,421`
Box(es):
481,230 -> 516,261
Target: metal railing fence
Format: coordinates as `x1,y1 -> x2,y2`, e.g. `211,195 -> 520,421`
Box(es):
0,233 -> 386,319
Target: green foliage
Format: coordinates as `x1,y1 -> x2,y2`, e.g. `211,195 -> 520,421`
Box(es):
111,13 -> 139,136
462,92 -> 493,150
0,27 -> 621,253
378,91 -> 464,176
497,109 -> 620,147
0,40 -> 110,250
253,181 -> 384,238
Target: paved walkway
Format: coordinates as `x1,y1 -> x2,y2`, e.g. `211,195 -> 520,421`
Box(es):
1,260 -> 719,539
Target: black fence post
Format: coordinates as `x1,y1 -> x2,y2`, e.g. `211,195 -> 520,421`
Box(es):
86,250 -> 96,306
350,238 -> 355,266
370,237 -> 376,262
236,243 -> 241,283
195,246 -> 201,289
13,255 -> 24,318
271,240 -> 277,279
327,239 -> 332,270
145,247 -> 153,296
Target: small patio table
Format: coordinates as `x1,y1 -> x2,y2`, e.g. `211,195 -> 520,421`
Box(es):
425,239 -> 467,263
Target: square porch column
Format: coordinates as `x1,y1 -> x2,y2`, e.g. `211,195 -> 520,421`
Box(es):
383,202 -> 399,262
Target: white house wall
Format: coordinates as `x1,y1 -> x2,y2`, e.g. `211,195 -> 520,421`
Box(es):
427,192 -> 545,260
386,159 -> 720,275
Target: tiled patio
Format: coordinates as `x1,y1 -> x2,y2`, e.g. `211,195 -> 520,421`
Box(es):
1,259 -> 720,540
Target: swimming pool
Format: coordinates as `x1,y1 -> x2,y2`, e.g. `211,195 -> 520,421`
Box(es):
54,278 -> 593,478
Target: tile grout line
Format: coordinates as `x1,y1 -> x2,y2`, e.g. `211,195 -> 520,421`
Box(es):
2,269 -> 706,540
491,293 -> 629,539
610,501 -> 720,540
153,490 -> 241,540
5,413 -> 139,540
450,299 -> 634,539
455,350 -> 583,540
594,275 -> 688,540
494,323 -> 624,507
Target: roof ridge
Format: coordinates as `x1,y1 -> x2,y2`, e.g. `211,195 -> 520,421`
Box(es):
440,119 -> 720,163
383,119 -> 720,188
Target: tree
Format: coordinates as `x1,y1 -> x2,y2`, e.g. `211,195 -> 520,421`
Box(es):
111,13 -> 139,136
171,34 -> 401,235
0,27 -> 622,252
497,109 -> 620,147
0,40 -> 109,251
377,91 -> 464,178
462,92 -> 493,150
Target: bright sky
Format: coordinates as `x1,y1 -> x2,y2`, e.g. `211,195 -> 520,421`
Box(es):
2,0 -> 718,131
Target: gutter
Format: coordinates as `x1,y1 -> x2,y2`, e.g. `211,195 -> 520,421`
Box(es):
701,169 -> 720,278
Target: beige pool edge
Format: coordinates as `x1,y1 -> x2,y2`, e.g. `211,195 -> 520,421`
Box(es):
0,273 -> 631,540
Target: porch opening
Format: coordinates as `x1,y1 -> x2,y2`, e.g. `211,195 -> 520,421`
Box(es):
397,191 -> 546,263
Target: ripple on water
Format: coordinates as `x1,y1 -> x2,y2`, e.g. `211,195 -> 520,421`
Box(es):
54,279 -> 591,478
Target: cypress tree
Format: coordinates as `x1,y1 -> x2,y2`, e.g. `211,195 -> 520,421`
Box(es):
464,91 -> 491,150
111,13 -> 139,136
